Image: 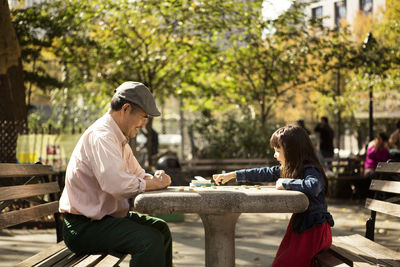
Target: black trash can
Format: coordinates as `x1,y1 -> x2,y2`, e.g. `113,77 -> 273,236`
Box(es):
156,155 -> 187,186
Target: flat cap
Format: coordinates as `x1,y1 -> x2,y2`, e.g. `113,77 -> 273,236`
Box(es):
114,81 -> 161,117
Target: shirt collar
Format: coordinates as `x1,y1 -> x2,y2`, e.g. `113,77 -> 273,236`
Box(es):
105,113 -> 129,146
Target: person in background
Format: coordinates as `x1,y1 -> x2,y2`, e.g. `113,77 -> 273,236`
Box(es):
388,121 -> 400,161
314,116 -> 334,159
389,120 -> 400,149
364,132 -> 391,177
59,81 -> 172,267
213,125 -> 334,267
296,119 -> 311,135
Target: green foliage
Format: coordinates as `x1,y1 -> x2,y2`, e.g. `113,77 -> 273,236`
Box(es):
191,110 -> 278,159
11,0 -> 400,159
183,1 -> 329,127
12,6 -> 62,93
13,0 -> 199,130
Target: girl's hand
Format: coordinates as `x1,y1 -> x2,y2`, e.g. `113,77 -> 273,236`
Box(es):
213,172 -> 236,185
275,178 -> 284,190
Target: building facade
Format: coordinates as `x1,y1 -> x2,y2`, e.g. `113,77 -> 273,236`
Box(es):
299,0 -> 386,28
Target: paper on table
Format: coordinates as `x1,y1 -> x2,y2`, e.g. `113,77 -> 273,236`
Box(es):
194,176 -> 207,181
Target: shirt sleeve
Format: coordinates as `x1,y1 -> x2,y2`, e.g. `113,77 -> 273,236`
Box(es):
280,167 -> 325,197
366,146 -> 379,161
87,133 -> 146,199
236,165 -> 281,183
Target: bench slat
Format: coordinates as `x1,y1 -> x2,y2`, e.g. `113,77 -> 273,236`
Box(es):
72,254 -> 104,267
375,162 -> 400,173
15,242 -> 67,267
330,244 -> 376,266
95,253 -> 127,267
36,247 -> 77,267
314,250 -> 350,266
0,201 -> 59,229
47,252 -> 87,267
365,198 -> 400,217
369,180 -> 400,194
0,163 -> 54,177
0,182 -> 60,201
333,234 -> 400,266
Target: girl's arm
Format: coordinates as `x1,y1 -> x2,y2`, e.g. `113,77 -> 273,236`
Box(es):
213,165 -> 281,185
236,165 -> 281,183
276,167 -> 325,197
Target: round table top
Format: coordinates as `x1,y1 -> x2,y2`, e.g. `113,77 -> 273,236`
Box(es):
134,185 -> 309,214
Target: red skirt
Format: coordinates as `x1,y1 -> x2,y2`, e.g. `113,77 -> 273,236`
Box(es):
271,214 -> 332,267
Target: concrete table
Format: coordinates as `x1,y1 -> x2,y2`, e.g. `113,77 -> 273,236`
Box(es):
134,186 -> 309,267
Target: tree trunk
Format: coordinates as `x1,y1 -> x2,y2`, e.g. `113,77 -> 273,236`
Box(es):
145,117 -> 158,168
0,0 -> 27,163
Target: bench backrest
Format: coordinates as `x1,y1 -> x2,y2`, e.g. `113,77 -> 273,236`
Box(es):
181,158 -> 274,171
325,157 -> 364,176
365,162 -> 400,240
0,163 -> 60,230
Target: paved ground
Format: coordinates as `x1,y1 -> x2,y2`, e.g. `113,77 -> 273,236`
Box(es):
1,199 -> 399,267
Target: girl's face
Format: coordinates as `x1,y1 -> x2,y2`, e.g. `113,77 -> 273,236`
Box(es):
376,136 -> 383,145
274,147 -> 285,166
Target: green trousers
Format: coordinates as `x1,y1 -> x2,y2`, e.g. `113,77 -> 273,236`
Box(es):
62,211 -> 172,267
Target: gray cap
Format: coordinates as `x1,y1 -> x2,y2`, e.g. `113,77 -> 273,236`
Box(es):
114,81 -> 161,117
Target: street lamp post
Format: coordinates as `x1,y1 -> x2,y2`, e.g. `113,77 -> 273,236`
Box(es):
363,32 -> 377,242
368,86 -> 373,142
363,32 -> 376,142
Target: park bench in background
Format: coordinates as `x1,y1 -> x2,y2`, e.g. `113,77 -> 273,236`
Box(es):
181,158 -> 274,175
315,161 -> 400,266
325,157 -> 366,198
0,163 -> 127,267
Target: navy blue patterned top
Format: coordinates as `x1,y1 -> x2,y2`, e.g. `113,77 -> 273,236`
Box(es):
236,164 -> 334,233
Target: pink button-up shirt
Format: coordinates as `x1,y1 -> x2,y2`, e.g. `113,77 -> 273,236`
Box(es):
59,113 -> 147,220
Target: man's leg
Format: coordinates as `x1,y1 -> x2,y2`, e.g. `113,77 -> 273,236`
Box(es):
126,212 -> 173,267
63,213 -> 172,267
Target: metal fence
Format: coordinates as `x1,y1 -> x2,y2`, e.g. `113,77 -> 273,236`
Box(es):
0,120 -> 27,163
1,121 -> 83,169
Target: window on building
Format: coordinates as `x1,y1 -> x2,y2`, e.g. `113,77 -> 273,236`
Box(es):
335,1 -> 346,27
25,0 -> 34,7
8,0 -> 19,9
312,6 -> 323,20
360,0 -> 373,15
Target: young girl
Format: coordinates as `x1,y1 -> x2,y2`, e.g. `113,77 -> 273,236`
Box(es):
213,125 -> 334,267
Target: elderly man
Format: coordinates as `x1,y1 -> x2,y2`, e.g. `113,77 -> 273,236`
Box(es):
59,81 -> 172,267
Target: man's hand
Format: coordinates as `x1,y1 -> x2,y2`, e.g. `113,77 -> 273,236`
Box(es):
143,173 -> 154,180
155,170 -> 171,188
154,170 -> 165,179
144,170 -> 171,191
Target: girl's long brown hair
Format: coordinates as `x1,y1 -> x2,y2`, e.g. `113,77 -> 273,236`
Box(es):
270,125 -> 328,193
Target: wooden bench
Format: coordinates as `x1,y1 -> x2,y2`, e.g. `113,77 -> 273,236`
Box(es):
0,163 -> 127,267
325,157 -> 366,198
315,161 -> 400,266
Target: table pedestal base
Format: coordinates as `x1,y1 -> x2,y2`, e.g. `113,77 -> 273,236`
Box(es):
199,213 -> 241,267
